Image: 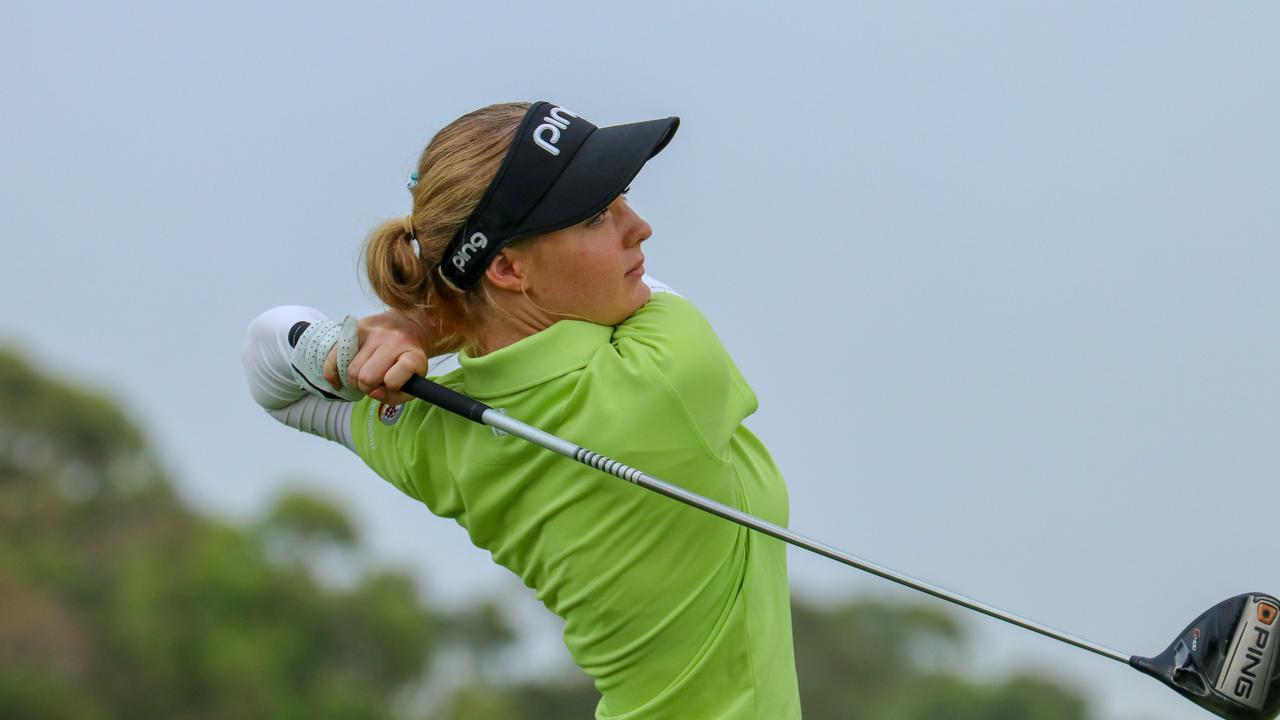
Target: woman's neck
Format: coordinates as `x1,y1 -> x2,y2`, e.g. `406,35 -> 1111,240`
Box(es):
472,293 -> 554,357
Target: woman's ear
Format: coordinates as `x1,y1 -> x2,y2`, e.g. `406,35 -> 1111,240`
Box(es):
484,247 -> 530,292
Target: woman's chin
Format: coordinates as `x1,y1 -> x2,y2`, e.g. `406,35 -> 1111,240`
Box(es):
628,283 -> 653,315
596,285 -> 651,326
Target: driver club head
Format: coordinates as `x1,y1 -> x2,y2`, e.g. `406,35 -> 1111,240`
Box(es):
1132,593 -> 1280,719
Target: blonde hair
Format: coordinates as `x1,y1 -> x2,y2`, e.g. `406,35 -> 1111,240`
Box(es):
363,102 -> 530,354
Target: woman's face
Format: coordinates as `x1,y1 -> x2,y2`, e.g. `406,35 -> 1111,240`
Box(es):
515,191 -> 653,326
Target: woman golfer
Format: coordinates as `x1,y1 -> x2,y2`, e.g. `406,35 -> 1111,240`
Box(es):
242,101 -> 801,718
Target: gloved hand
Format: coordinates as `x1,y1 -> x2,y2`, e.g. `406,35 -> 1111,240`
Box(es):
289,316 -> 364,402
325,311 -> 430,405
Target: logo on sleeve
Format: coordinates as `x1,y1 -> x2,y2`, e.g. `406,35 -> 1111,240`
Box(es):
379,402 -> 404,426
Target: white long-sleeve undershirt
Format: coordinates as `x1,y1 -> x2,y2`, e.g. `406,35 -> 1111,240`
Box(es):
241,305 -> 357,450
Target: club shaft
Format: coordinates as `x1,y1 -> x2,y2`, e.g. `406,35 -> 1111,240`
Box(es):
479,408 -> 1133,665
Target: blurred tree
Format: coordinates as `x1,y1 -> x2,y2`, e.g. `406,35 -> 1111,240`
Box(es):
792,599 -> 1090,720
263,491 -> 358,547
444,600 -> 517,685
0,348 -> 436,719
506,678 -> 602,718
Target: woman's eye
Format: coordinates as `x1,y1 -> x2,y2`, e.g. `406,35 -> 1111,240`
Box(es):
586,189 -> 629,227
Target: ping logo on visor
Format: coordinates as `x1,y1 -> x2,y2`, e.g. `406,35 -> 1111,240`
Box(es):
450,232 -> 489,273
533,107 -> 580,156
438,100 -> 679,291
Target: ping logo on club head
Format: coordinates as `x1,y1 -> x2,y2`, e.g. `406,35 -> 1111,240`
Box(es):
533,106 -> 579,156
1259,601 -> 1278,626
1216,597 -> 1279,709
1234,626 -> 1270,701
451,231 -> 489,272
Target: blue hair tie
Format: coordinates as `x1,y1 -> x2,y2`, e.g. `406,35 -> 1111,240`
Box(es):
407,171 -> 420,191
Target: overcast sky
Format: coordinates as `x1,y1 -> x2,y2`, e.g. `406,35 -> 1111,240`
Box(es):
3,2 -> 1277,718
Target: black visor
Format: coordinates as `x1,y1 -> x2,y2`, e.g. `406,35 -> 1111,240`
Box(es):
440,101 -> 679,290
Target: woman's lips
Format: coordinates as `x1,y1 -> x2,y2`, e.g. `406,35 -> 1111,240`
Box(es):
626,258 -> 645,278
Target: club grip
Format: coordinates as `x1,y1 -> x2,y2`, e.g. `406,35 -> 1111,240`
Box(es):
403,375 -> 491,424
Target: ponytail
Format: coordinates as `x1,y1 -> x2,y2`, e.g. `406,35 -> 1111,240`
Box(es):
364,217 -> 430,313
360,99 -> 530,355
362,215 -> 477,356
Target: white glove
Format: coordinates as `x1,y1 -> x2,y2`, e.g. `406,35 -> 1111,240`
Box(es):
289,316 -> 363,402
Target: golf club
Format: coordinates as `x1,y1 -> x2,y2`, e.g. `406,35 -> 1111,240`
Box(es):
394,374 -> 1279,719
294,323 -> 1278,720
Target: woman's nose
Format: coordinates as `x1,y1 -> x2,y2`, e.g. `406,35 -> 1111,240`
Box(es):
623,205 -> 651,247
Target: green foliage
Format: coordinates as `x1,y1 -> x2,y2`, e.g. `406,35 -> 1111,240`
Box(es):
436,683 -> 524,720
263,491 -> 358,547
0,349 -> 144,465
791,600 -> 1088,720
793,598 -> 965,713
444,600 -> 518,685
0,348 -> 435,720
0,668 -> 108,720
0,346 -> 1096,719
